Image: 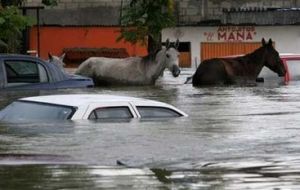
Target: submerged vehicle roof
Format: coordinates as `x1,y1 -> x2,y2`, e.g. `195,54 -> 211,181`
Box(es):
20,94 -> 175,107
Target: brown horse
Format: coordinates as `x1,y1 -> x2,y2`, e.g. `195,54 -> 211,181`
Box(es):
192,38 -> 286,86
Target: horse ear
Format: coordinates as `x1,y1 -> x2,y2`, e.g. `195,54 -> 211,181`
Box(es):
48,53 -> 53,61
175,39 -> 180,49
262,38 -> 266,46
60,53 -> 66,61
165,39 -> 170,49
268,39 -> 273,46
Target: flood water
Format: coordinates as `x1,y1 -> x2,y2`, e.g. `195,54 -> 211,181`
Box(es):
1,69 -> 300,189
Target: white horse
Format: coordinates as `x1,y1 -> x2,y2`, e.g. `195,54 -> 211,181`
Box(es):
75,40 -> 181,85
48,53 -> 66,73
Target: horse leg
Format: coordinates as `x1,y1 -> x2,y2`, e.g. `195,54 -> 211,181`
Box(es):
184,76 -> 193,84
93,77 -> 111,86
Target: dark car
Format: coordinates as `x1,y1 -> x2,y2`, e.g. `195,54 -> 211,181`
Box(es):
0,54 -> 94,90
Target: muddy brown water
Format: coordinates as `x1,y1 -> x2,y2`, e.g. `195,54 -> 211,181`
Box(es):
0,69 -> 300,189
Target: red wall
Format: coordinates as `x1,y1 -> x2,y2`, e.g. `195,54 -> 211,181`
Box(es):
29,26 -> 147,59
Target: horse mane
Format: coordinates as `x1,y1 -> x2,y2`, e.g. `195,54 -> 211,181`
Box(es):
141,48 -> 162,64
141,44 -> 178,64
242,45 -> 266,64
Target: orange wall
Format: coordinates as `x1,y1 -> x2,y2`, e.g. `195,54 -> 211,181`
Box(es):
29,26 -> 148,59
201,42 -> 261,61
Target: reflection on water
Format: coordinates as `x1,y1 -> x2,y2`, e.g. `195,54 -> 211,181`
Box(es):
1,69 -> 300,189
2,157 -> 300,189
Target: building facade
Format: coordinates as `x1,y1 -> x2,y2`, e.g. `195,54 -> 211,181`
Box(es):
24,0 -> 300,24
163,26 -> 300,68
23,0 -> 300,67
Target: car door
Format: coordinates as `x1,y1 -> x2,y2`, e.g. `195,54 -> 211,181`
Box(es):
82,102 -> 138,120
0,58 -> 5,88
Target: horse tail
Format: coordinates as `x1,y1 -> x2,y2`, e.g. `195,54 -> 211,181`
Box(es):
184,75 -> 193,84
74,58 -> 93,76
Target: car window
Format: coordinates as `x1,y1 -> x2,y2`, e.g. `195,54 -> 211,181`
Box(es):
0,101 -> 75,121
4,60 -> 48,85
88,107 -> 133,119
286,60 -> 300,79
136,106 -> 182,118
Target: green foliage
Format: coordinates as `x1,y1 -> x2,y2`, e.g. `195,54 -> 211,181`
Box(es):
42,0 -> 58,6
0,0 -> 23,7
0,6 -> 34,53
118,0 -> 176,51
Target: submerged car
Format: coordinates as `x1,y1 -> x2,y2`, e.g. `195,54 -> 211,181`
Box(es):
0,94 -> 188,121
0,54 -> 94,90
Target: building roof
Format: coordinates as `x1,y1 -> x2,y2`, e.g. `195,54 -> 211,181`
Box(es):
222,8 -> 300,25
26,6 -> 121,26
26,5 -> 300,27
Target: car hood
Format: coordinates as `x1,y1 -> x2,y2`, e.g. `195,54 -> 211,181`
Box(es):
67,74 -> 93,80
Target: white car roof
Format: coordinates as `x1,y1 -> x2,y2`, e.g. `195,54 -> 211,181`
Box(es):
19,94 -> 175,108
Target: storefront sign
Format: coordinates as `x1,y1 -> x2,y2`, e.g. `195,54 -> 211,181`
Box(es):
204,26 -> 257,42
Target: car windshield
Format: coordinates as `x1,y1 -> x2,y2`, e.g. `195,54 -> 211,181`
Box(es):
0,101 -> 75,121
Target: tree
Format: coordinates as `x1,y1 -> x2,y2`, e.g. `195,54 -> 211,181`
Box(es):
0,0 -> 57,53
1,0 -> 23,7
0,6 -> 33,53
118,0 -> 176,53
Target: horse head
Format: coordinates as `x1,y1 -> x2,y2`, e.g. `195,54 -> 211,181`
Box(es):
165,39 -> 180,77
48,53 -> 66,72
262,38 -> 286,77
